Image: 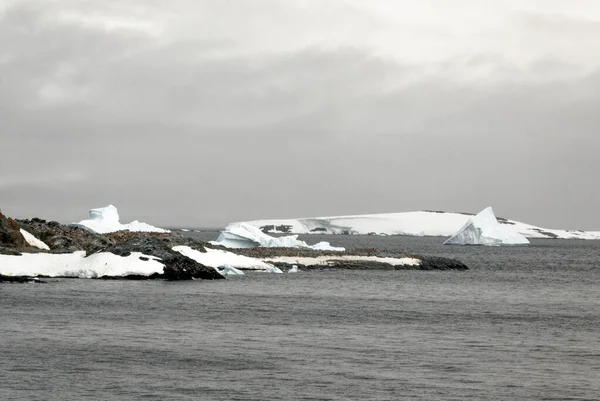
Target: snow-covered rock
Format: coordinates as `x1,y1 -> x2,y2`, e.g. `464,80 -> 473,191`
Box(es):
72,205 -> 170,234
19,229 -> 50,250
0,251 -> 164,278
236,210 -> 600,240
211,222 -> 345,251
173,245 -> 278,272
444,207 -> 530,246
264,255 -> 422,267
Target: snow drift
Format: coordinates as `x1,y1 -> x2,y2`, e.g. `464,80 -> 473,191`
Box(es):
72,205 -> 170,234
443,207 -> 530,246
211,222 -> 345,251
0,251 -> 164,278
173,245 -> 280,272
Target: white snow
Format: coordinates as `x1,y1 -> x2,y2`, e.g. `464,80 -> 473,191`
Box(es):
264,255 -> 421,267
237,210 -> 600,240
443,207 -> 530,246
211,222 -> 345,251
19,229 -> 50,250
0,251 -> 164,278
72,204 -> 170,234
173,246 -> 276,271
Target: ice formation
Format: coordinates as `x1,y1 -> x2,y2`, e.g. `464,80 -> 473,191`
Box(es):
72,205 -> 170,234
288,265 -> 299,273
236,210 -> 600,240
0,251 -> 164,278
19,229 -> 50,250
212,222 -> 345,251
218,265 -> 245,276
443,207 -> 530,246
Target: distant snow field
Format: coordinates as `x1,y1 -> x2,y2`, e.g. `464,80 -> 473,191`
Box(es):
237,209 -> 600,240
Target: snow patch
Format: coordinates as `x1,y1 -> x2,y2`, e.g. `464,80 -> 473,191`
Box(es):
444,207 -> 530,246
264,255 -> 422,267
19,229 -> 50,250
173,246 -> 276,272
0,251 -> 164,278
72,205 -> 170,234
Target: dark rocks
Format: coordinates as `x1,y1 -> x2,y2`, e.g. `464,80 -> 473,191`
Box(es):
101,237 -> 224,280
0,274 -> 45,283
16,218 -> 115,254
419,256 -> 469,271
0,210 -> 26,251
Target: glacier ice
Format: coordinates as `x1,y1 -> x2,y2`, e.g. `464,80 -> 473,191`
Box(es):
443,207 -> 530,246
212,222 -> 345,251
72,205 -> 170,234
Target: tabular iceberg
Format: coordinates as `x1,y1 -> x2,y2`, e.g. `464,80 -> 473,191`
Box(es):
72,205 -> 170,234
443,207 -> 530,246
211,222 -> 345,251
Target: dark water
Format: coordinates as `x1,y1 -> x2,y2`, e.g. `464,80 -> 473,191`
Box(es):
1,235 -> 599,400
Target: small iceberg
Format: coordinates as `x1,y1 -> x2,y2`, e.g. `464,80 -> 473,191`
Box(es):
288,265 -> 299,273
72,205 -> 170,234
443,207 -> 530,246
218,265 -> 245,276
211,222 -> 344,251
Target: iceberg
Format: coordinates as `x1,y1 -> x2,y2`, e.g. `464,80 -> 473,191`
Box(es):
443,207 -> 530,246
218,265 -> 245,276
72,205 -> 170,234
235,210 -> 600,240
211,222 -> 345,251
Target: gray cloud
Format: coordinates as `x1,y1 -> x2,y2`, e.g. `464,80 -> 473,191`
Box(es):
1,0 -> 599,229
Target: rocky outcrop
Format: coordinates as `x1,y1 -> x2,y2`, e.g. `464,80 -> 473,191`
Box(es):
0,210 -> 27,253
100,237 -> 224,280
17,218 -> 115,254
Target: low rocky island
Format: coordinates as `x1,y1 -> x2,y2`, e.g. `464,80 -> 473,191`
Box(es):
1,207 -> 468,283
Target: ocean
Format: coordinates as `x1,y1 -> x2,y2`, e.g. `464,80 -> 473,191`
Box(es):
1,234 -> 599,401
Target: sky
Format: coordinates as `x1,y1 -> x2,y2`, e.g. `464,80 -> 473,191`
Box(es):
1,0 -> 600,229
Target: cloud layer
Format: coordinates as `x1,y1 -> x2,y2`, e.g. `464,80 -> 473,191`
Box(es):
1,0 -> 599,229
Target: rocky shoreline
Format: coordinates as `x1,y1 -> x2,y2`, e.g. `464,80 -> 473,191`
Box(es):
1,210 -> 468,283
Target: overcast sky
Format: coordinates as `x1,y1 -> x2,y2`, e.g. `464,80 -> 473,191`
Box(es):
1,0 -> 599,229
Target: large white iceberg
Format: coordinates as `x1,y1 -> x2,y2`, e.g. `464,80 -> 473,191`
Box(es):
443,207 -> 530,246
211,222 -> 345,251
236,210 -> 600,240
72,205 -> 170,234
